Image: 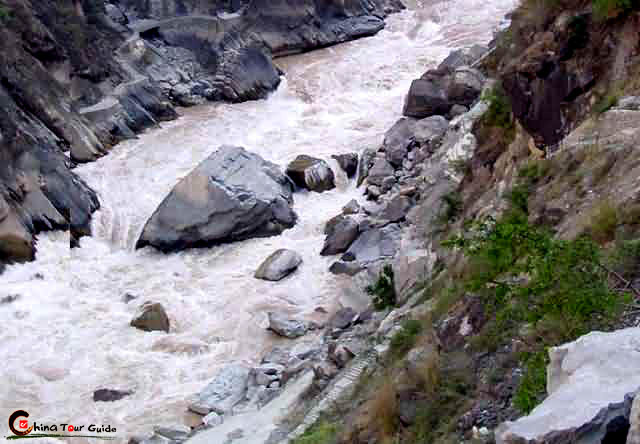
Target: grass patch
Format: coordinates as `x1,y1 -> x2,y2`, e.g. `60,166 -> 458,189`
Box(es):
594,93 -> 620,114
292,421 -> 339,444
366,264 -> 396,311
593,0 -> 635,19
390,319 -> 424,358
587,200 -> 619,243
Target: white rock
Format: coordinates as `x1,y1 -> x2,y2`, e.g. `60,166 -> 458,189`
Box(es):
496,328 -> 640,444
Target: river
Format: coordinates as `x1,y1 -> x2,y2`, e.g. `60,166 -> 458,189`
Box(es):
0,0 -> 515,441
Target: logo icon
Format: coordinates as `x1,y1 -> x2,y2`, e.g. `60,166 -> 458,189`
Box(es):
9,410 -> 33,436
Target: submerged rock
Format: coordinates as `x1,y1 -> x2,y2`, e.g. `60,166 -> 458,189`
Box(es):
496,328 -> 640,444
286,155 -> 336,192
130,302 -> 170,333
93,388 -> 133,402
255,249 -> 302,281
136,146 -> 296,252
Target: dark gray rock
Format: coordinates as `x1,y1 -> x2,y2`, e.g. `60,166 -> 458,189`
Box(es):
136,146 -> 296,252
255,249 -> 303,281
447,67 -> 485,108
130,302 -> 170,333
286,155 -> 336,192
329,307 -> 358,330
324,214 -> 347,236
93,388 -> 133,402
357,147 -> 377,187
321,217 -> 359,256
379,194 -> 412,223
438,45 -> 488,71
342,199 -> 360,215
262,347 -> 291,366
367,156 -> 395,187
403,77 -> 450,118
329,261 -> 363,276
346,224 -> 401,264
267,312 -> 308,339
332,153 -> 359,178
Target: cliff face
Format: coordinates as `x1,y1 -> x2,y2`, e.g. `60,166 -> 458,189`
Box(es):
0,0 -> 403,266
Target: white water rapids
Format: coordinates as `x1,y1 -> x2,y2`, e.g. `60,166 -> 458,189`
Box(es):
0,0 -> 515,442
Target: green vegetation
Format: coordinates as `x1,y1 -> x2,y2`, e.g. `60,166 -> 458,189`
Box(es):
594,93 -> 619,114
482,84 -> 514,131
292,421 -> 339,444
0,5 -> 10,22
366,264 -> 396,311
443,180 -> 628,412
513,350 -> 549,413
390,319 -> 424,358
587,201 -> 619,243
593,0 -> 635,19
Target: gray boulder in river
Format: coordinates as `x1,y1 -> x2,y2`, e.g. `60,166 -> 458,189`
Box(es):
255,249 -> 303,281
136,146 -> 296,252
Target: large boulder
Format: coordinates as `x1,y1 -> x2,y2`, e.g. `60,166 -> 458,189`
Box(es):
130,302 -> 170,333
496,328 -> 640,444
286,155 -> 336,192
345,224 -> 401,265
320,216 -> 359,256
189,364 -> 250,415
267,312 -> 308,339
403,67 -> 485,119
136,146 -> 296,252
255,249 -> 303,281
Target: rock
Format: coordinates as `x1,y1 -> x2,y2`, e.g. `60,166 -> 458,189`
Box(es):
254,249 -> 302,281
379,194 -> 412,223
202,411 -> 223,428
403,77 -> 450,118
0,294 -> 20,305
262,347 -> 291,366
189,365 -> 250,415
154,425 -> 191,442
496,328 -> 640,444
628,395 -> 640,444
383,118 -> 416,167
357,147 -> 377,186
93,388 -> 133,402
286,155 -> 336,192
170,84 -> 205,107
446,67 -> 485,107
313,362 -> 339,380
332,153 -> 359,178
367,156 -> 395,186
342,199 -> 360,215
438,45 -> 488,71
329,343 -> 355,368
267,312 -> 308,339
130,302 -> 170,333
329,307 -> 358,330
320,217 -> 359,256
366,185 -> 382,200
324,214 -> 347,236
448,104 -> 469,118
329,261 -> 363,276
617,96 -> 640,111
122,293 -> 137,304
136,146 -> 296,252
345,224 -> 401,265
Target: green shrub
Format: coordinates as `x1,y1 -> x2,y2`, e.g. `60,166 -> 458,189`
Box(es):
390,319 -> 424,358
514,351 -> 549,413
609,238 -> 640,280
292,421 -> 338,444
483,84 -> 514,130
366,264 -> 396,310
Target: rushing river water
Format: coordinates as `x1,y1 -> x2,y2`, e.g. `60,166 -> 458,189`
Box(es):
0,1 -> 515,441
